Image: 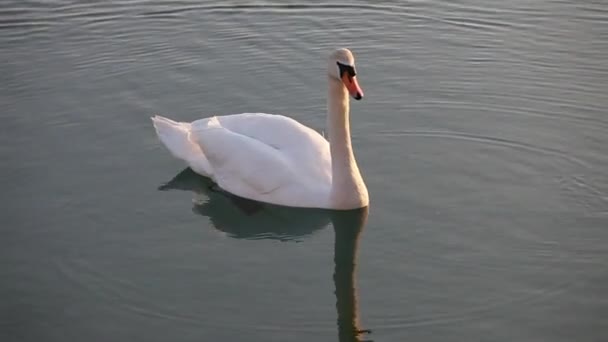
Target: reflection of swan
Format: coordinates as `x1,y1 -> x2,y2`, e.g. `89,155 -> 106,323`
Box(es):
152,48 -> 368,210
159,170 -> 372,339
159,168 -> 331,241
332,207 -> 373,342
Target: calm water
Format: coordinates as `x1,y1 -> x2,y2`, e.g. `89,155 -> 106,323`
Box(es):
1,0 -> 607,341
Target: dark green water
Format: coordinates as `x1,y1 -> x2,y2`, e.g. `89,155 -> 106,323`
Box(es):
1,1 -> 607,341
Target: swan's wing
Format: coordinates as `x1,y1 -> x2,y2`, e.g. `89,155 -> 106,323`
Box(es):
195,113 -> 332,184
191,117 -> 296,200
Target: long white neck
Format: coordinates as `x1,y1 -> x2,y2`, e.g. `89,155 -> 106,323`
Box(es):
327,76 -> 369,209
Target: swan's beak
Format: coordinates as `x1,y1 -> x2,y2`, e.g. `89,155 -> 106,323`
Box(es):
342,74 -> 364,100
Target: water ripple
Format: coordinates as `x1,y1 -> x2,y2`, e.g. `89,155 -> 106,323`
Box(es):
374,280 -> 574,330
54,257 -> 202,325
139,2 -> 421,17
377,130 -> 591,168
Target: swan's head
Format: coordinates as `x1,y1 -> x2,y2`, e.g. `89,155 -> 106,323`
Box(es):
329,48 -> 364,100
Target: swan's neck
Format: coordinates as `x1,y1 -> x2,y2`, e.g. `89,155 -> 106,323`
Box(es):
327,77 -> 368,209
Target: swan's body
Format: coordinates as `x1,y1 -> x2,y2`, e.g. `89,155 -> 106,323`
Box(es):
152,48 -> 368,210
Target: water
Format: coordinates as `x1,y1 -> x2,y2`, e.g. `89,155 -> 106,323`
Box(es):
1,1 -> 607,341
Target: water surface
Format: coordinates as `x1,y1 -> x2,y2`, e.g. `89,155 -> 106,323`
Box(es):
1,1 -> 607,341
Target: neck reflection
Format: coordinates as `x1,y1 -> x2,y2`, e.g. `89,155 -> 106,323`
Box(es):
332,207 -> 372,342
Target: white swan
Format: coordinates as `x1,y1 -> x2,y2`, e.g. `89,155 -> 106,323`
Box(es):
152,48 -> 368,210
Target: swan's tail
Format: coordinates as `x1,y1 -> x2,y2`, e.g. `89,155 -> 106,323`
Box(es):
151,115 -> 193,161
151,115 -> 212,175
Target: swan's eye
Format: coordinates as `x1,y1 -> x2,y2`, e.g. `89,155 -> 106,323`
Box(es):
337,61 -> 356,78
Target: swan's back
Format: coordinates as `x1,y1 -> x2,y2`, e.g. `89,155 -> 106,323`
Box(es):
194,113 -> 332,184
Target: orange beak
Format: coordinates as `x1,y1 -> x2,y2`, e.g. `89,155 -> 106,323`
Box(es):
342,74 -> 364,100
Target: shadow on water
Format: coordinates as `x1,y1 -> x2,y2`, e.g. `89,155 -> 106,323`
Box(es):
158,167 -> 331,241
159,168 -> 373,341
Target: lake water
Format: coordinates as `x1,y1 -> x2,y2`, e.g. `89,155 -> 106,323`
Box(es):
1,1 -> 607,341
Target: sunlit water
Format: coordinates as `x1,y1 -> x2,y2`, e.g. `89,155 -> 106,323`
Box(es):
1,1 -> 607,341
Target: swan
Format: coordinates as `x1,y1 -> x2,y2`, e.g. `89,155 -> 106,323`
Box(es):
151,48 -> 368,210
